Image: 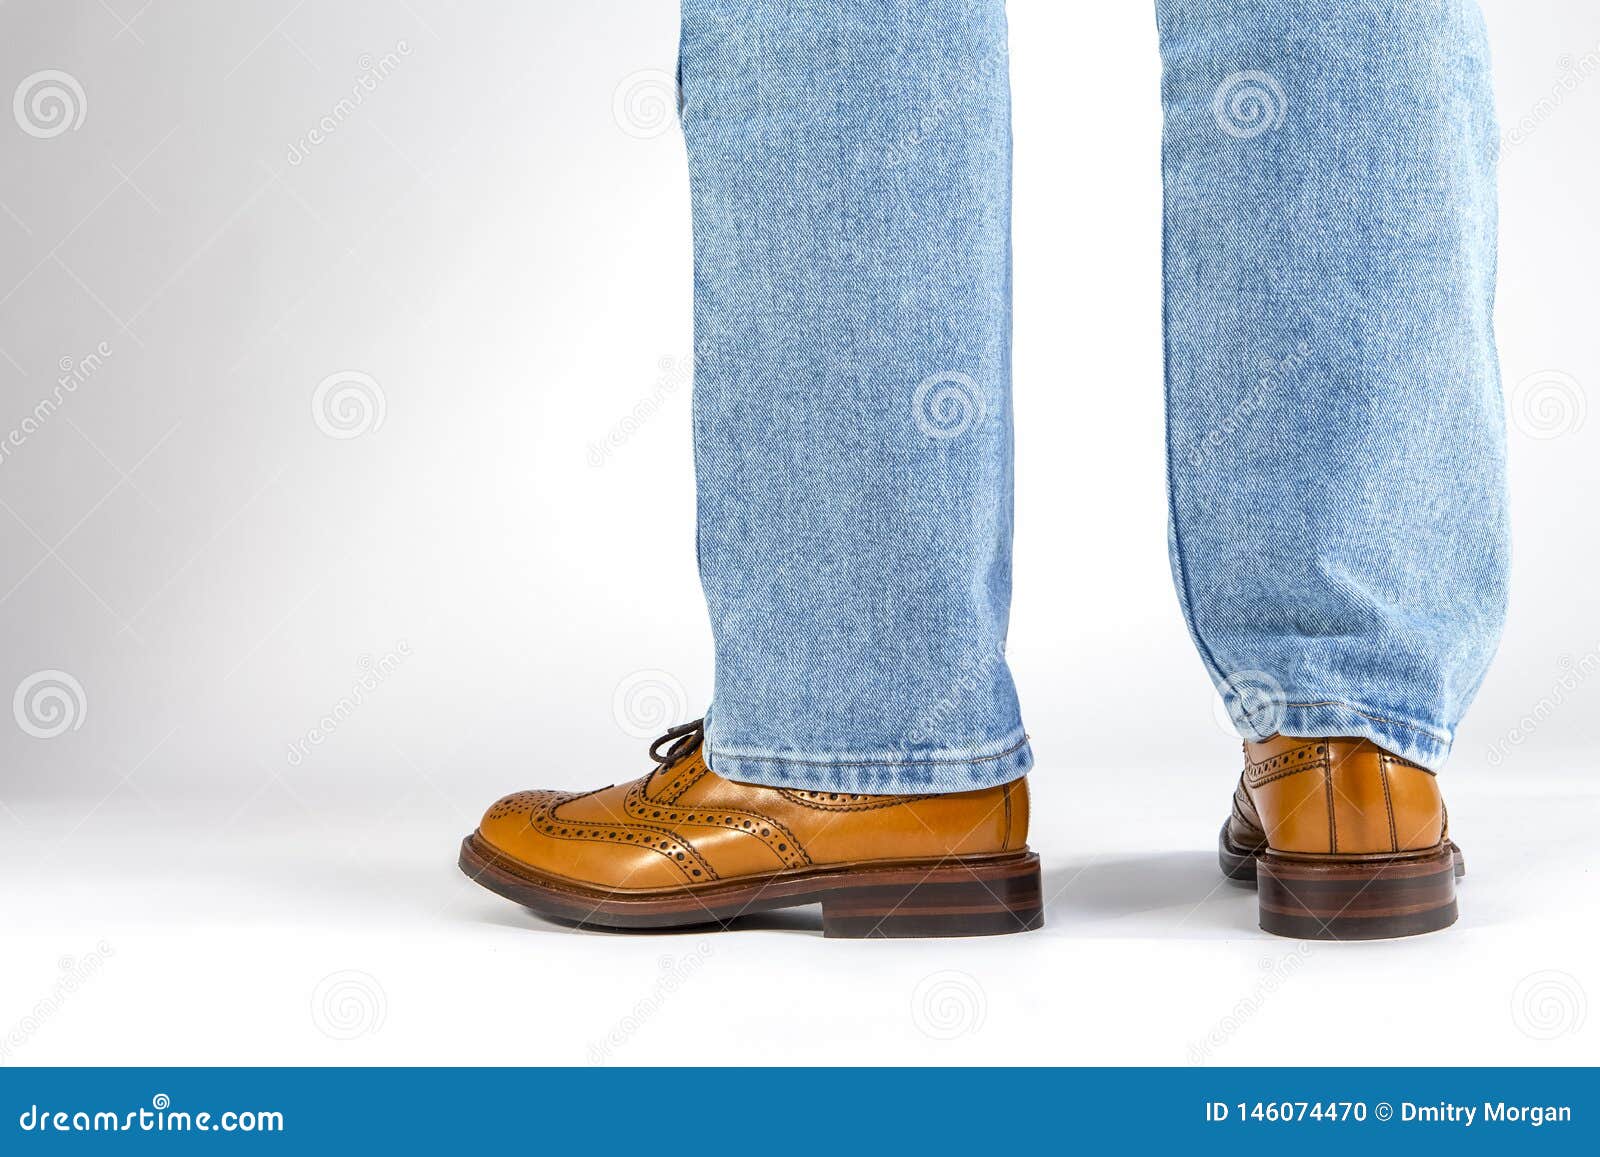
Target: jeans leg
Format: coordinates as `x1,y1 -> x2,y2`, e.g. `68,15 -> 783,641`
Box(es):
679,0 -> 1030,792
1156,0 -> 1508,769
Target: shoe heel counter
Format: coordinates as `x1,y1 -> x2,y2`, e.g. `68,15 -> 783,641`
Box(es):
1249,739 -> 1446,855
1382,760 -> 1446,851
1002,776 -> 1029,851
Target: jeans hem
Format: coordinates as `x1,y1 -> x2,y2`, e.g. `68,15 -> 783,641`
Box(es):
705,728 -> 1033,794
1275,701 -> 1452,772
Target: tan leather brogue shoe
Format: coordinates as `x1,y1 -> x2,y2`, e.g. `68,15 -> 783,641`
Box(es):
1219,735 -> 1465,940
459,720 -> 1041,938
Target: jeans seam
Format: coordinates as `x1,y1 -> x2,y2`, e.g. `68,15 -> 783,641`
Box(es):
708,733 -> 1030,770
1282,699 -> 1451,744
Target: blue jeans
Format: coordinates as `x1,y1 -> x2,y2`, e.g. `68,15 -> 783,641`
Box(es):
680,0 -> 1506,792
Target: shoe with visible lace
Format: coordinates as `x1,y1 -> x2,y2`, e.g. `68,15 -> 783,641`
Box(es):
459,720 -> 1041,938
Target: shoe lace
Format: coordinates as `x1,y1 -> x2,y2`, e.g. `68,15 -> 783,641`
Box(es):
649,718 -> 705,769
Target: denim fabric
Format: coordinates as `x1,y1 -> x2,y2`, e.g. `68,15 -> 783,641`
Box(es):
680,1 -> 1028,792
1158,0 -> 1507,770
679,0 -> 1506,790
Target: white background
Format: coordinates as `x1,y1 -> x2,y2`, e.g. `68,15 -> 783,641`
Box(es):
0,0 -> 1594,1066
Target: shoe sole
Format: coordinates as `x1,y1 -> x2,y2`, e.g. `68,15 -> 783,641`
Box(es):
458,832 -> 1044,938
1218,822 -> 1465,940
